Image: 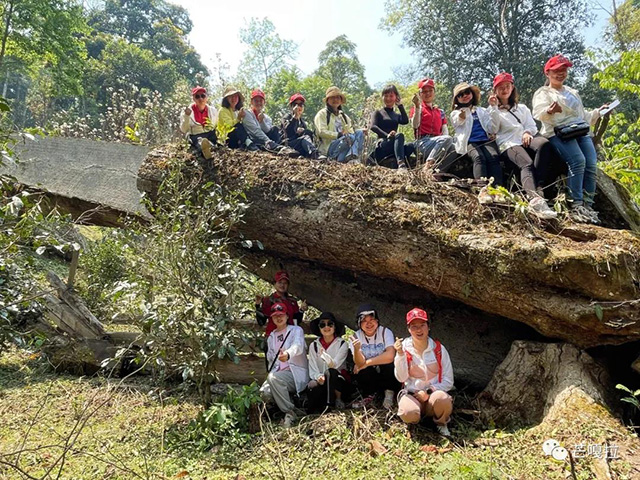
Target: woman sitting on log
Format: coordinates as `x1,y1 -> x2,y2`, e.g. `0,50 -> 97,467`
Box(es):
489,74 -> 558,219
394,308 -> 453,436
217,86 -> 250,150
532,55 -> 610,224
369,85 -> 414,169
243,89 -> 282,151
349,303 -> 400,410
281,93 -> 319,159
450,82 -> 502,190
307,312 -> 351,412
180,86 -> 219,160
314,86 -> 366,163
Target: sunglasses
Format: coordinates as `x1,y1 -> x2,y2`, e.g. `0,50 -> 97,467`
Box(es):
319,321 -> 335,328
456,89 -> 472,98
194,94 -> 207,99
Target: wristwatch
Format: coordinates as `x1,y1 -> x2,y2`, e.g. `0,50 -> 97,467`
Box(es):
425,388 -> 434,395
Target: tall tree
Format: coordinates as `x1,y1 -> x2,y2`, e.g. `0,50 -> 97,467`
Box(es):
237,17 -> 298,88
383,0 -> 592,101
315,35 -> 371,97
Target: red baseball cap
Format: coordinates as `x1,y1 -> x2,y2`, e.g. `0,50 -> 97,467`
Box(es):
289,93 -> 306,105
251,89 -> 266,100
270,302 -> 288,317
406,308 -> 429,325
191,86 -> 206,96
274,270 -> 290,283
493,72 -> 514,89
544,55 -> 573,74
418,78 -> 435,90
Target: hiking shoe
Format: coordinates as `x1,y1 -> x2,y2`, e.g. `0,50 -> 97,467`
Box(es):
584,205 -> 601,224
199,138 -> 213,159
283,411 -> 296,428
528,196 -> 557,220
570,204 -> 592,224
335,398 -> 346,410
351,395 -> 375,409
382,389 -> 395,410
478,186 -> 494,205
345,153 -> 358,162
246,142 -> 260,152
436,424 -> 451,437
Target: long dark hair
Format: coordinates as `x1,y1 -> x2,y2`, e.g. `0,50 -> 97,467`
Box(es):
495,85 -> 520,109
222,95 -> 243,111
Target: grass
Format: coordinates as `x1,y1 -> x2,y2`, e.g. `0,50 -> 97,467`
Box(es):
0,347 -> 638,480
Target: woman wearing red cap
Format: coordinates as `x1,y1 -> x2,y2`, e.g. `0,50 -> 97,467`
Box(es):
409,78 -> 454,169
532,55 -> 610,224
394,308 -> 454,436
180,86 -> 219,159
255,270 -> 307,337
490,73 -> 558,219
243,89 -> 282,151
281,93 -> 319,158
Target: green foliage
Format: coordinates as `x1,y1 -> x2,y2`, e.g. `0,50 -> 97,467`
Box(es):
237,17 -> 298,88
383,0 -> 591,102
616,384 -> 640,412
174,383 -> 261,452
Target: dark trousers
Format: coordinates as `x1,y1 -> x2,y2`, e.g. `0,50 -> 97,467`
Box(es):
373,133 -> 415,167
468,140 -> 503,185
189,130 -> 217,152
288,135 -> 317,157
306,368 -> 350,413
266,127 -> 281,145
227,124 -> 248,149
353,363 -> 401,397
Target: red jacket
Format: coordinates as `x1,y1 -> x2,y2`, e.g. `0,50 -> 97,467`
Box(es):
258,292 -> 301,336
410,103 -> 447,137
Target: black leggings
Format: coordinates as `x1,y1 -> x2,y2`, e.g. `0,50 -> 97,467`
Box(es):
374,133 -> 415,164
288,135 -> 317,157
188,130 -> 217,152
353,362 -> 401,397
468,140 -> 503,185
226,123 -> 248,149
306,368 -> 350,413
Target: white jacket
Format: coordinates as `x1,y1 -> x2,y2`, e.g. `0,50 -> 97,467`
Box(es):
394,337 -> 454,393
450,106 -> 499,154
532,85 -> 600,138
492,104 -> 538,153
266,325 -> 309,393
308,337 -> 349,381
180,105 -> 219,137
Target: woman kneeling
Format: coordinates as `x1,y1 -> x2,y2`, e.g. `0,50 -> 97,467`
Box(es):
394,308 -> 454,436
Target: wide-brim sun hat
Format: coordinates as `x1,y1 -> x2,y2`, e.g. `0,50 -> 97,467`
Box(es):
222,86 -> 244,103
310,312 -> 346,337
453,82 -> 481,104
324,86 -> 346,104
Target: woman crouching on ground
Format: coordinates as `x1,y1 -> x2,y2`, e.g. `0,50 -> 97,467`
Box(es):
394,308 -> 454,436
307,312 -> 351,412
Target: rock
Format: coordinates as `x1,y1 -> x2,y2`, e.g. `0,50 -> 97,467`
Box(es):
477,341 -> 612,427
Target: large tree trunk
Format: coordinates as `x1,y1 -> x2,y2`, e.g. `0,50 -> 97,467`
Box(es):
137,146 -> 640,349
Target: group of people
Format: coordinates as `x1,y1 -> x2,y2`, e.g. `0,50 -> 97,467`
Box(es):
255,271 -> 454,435
181,54 -> 611,224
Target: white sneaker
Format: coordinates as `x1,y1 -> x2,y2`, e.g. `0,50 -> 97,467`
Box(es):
436,424 -> 451,436
283,411 -> 296,428
570,204 -> 592,224
528,196 -> 557,220
200,138 -> 213,159
382,389 -> 395,410
478,186 -> 494,205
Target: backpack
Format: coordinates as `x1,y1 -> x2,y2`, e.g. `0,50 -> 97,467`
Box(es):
405,339 -> 442,383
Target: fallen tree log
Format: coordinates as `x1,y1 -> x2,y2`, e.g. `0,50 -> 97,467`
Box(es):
137,146 -> 640,349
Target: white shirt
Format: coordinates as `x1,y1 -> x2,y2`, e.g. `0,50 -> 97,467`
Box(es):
492,104 -> 539,153
308,337 -> 349,381
394,337 -> 454,393
349,325 -> 395,360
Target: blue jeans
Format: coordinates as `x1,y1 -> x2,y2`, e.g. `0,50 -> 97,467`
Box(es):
327,130 -> 365,162
549,134 -> 597,206
415,135 -> 453,162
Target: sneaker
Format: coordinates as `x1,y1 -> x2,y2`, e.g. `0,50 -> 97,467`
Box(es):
335,398 -> 346,410
246,142 -> 260,152
382,389 -> 395,410
283,411 -> 296,428
436,424 -> 451,437
345,153 -> 358,162
317,155 -> 327,160
397,159 -> 408,170
478,186 -> 494,205
351,395 -> 375,409
528,196 -> 557,220
570,204 -> 592,224
584,205 -> 601,225
199,138 -> 213,159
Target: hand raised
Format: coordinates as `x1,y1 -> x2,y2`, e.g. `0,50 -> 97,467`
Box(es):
412,93 -> 421,107
350,335 -> 361,350
278,349 -> 288,362
299,299 -> 308,312
184,106 -> 191,115
488,94 -> 498,107
394,337 -> 404,355
547,101 -> 562,114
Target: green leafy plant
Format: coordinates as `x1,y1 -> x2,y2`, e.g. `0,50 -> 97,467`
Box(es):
616,384 -> 640,412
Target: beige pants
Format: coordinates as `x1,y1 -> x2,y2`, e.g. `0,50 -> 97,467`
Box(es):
397,390 -> 453,425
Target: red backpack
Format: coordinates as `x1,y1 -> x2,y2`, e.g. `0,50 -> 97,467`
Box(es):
405,339 -> 442,383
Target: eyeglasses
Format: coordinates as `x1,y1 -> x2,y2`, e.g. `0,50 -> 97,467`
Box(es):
293,102 -> 304,107
194,94 -> 207,99
319,321 -> 334,328
456,89 -> 471,98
